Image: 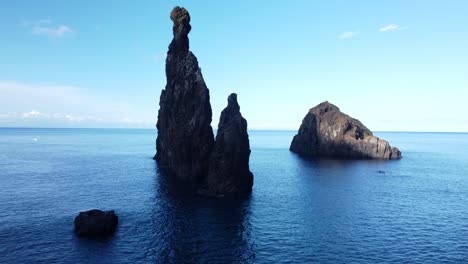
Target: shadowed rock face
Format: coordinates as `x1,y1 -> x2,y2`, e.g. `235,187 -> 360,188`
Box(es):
290,101 -> 402,159
202,94 -> 253,195
155,6 -> 214,183
74,209 -> 118,238
155,7 -> 254,194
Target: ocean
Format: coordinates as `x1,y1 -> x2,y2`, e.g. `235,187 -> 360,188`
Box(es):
0,128 -> 467,263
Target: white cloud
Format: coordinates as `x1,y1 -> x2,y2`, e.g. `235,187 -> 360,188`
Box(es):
32,24 -> 73,37
63,114 -> 102,123
379,24 -> 400,32
338,31 -> 359,40
23,20 -> 75,37
0,81 -> 154,128
0,81 -> 93,111
0,112 -> 19,119
0,110 -> 101,123
0,109 -> 152,128
22,110 -> 48,118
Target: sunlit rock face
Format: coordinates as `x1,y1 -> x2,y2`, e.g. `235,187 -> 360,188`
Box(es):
290,101 -> 402,159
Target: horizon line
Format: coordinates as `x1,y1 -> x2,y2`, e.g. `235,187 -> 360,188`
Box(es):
1,126 -> 468,134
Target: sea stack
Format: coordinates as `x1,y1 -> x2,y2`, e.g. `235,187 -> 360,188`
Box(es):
202,94 -> 254,195
155,7 -> 254,194
155,6 -> 215,183
290,101 -> 402,159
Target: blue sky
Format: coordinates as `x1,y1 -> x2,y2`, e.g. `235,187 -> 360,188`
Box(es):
1,1 -> 467,131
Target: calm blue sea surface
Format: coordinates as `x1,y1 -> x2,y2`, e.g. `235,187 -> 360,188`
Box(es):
0,128 -> 467,263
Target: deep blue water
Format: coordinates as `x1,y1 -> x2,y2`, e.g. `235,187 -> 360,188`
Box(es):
0,128 -> 467,263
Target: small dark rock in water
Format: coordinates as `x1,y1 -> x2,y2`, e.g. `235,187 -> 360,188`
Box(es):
201,94 -> 254,196
290,101 -> 402,159
378,170 -> 386,174
74,209 -> 118,238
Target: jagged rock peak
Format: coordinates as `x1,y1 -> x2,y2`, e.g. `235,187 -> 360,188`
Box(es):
201,93 -> 254,196
314,101 -> 339,114
155,6 -> 214,183
155,8 -> 254,195
169,6 -> 191,53
290,101 -> 402,159
227,93 -> 240,109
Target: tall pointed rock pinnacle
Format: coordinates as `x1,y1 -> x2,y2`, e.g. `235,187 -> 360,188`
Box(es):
203,93 -> 254,195
155,6 -> 214,183
155,7 -> 254,195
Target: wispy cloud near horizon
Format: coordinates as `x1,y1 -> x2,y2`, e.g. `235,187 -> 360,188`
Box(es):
338,31 -> 359,40
22,110 -> 47,118
0,109 -> 153,128
22,19 -> 75,37
0,81 -> 154,128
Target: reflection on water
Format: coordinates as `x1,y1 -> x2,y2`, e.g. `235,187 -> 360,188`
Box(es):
147,168 -> 255,263
1,129 -> 468,263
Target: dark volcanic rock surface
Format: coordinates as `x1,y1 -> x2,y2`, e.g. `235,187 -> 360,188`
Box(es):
74,209 -> 118,238
290,101 -> 402,159
203,94 -> 254,195
155,6 -> 215,183
155,7 -> 254,195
